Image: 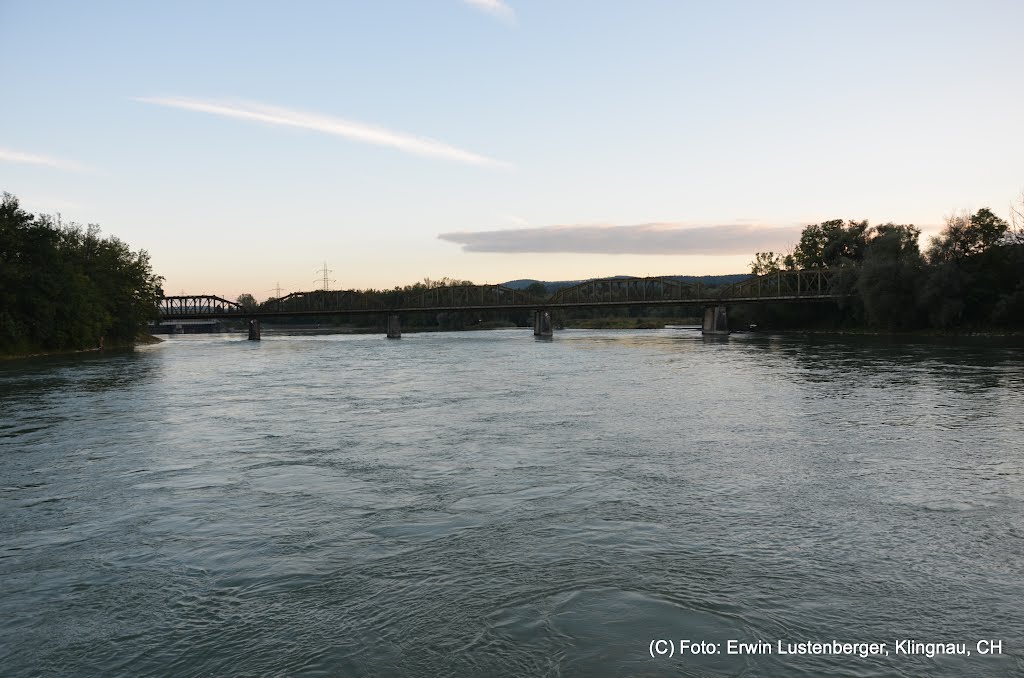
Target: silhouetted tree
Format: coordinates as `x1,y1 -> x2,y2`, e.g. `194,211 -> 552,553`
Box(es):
1007,191 -> 1024,246
926,208 -> 1008,263
525,282 -> 548,298
793,219 -> 869,269
750,251 -> 783,276
236,293 -> 258,311
0,193 -> 163,355
858,224 -> 924,329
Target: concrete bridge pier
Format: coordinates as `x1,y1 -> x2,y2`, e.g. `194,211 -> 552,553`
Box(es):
534,310 -> 553,338
248,319 -> 261,341
386,314 -> 401,339
702,305 -> 729,336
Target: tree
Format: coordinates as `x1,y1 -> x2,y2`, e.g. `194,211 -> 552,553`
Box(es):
857,224 -> 923,329
0,193 -> 163,354
236,293 -> 258,311
923,208 -> 1019,326
926,208 -> 1008,263
867,223 -> 921,260
525,282 -> 548,298
421,276 -> 473,289
920,262 -> 965,328
749,252 -> 783,276
0,194 -> 35,348
1009,191 -> 1024,246
792,219 -> 869,269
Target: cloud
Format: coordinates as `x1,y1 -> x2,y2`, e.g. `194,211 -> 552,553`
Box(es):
439,222 -> 804,255
463,0 -> 516,23
0,147 -> 89,172
135,97 -> 509,168
500,213 -> 530,226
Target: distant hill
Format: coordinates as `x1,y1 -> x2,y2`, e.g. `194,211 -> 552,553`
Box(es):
502,274 -> 751,292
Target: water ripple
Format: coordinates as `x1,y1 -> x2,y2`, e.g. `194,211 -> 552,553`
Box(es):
1,331 -> 1022,676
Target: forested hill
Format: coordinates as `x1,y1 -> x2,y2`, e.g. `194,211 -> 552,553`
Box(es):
0,193 -> 164,357
502,274 -> 750,292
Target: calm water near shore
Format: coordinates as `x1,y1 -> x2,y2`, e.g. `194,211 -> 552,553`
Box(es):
2,329 -> 1022,677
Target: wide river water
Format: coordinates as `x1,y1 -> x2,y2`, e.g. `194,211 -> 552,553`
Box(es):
2,329 -> 1022,677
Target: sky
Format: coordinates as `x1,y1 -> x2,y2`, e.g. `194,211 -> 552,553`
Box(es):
2,0 -> 1023,299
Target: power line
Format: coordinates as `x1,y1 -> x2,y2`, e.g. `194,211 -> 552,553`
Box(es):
315,262 -> 336,291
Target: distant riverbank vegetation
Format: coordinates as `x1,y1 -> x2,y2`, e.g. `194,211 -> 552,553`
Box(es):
246,277 -> 704,333
741,202 -> 1024,332
1,193 -> 164,357
247,278 -> 535,332
234,202 -> 1024,335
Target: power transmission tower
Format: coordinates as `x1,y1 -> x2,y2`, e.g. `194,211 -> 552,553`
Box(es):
315,262 -> 336,291
268,281 -> 285,299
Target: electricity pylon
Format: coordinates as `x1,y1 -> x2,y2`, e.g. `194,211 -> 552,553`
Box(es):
315,262 -> 336,291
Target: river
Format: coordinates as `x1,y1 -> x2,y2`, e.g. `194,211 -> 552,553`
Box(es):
1,329 -> 1022,676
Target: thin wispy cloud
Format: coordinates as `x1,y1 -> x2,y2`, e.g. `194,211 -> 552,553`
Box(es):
0,147 -> 89,173
463,0 -> 516,23
439,222 -> 803,255
135,97 -> 509,168
500,214 -> 530,226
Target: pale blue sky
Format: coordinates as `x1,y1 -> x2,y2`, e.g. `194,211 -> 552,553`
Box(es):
2,1 -> 1022,298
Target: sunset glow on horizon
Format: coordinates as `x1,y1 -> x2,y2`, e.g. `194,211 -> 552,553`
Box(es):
2,1 -> 1022,299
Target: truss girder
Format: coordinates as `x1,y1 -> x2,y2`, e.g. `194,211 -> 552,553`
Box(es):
262,290 -> 386,314
717,270 -> 837,301
548,276 -> 706,305
400,284 -> 530,310
158,295 -> 243,317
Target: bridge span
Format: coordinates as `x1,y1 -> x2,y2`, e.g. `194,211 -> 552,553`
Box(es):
157,270 -> 841,340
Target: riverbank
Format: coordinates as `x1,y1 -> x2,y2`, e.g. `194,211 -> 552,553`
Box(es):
0,334 -> 163,362
758,327 -> 1024,338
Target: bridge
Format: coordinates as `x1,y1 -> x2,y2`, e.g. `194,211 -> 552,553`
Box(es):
157,270 -> 841,340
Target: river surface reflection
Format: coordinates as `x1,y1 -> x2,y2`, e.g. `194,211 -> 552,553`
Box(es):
2,330 -> 1022,676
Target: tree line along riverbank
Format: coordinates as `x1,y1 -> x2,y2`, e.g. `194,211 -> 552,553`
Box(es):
1,193 -> 163,359
736,205 -> 1024,332
246,201 -> 1024,334
5,191 -> 1023,357
233,203 -> 1023,335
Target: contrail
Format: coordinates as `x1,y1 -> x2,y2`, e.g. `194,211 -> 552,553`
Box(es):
136,96 -> 510,168
0,147 -> 88,172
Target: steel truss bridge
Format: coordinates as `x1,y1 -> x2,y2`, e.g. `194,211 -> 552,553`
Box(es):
158,270 -> 840,320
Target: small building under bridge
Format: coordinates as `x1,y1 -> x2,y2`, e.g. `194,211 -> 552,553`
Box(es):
150,318 -> 235,335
